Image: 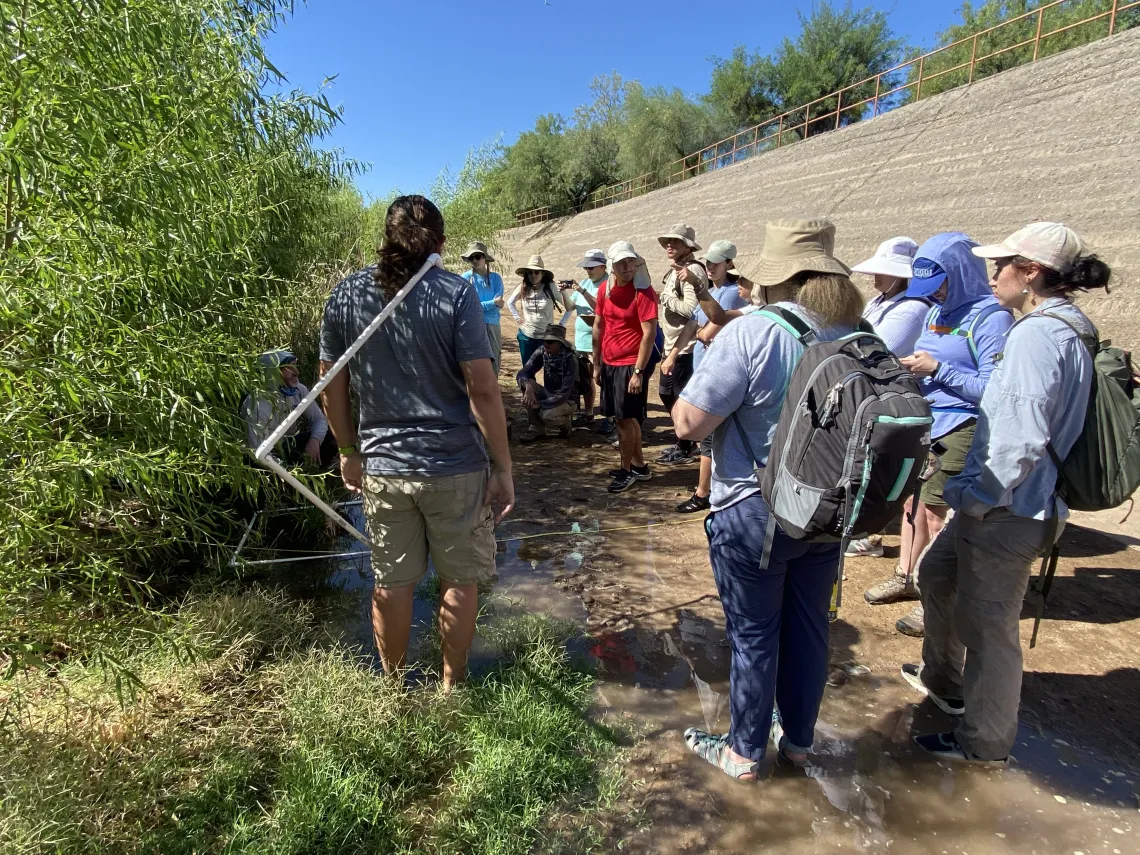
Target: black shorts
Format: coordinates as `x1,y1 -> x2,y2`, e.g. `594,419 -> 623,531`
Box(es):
699,433 -> 713,458
658,352 -> 694,400
601,363 -> 649,421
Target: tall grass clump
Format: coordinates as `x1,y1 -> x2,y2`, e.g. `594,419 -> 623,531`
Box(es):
0,0 -> 359,670
0,588 -> 622,854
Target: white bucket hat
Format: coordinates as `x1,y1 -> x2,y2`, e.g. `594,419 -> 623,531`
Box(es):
703,240 -> 738,265
972,222 -> 1085,273
851,236 -> 919,279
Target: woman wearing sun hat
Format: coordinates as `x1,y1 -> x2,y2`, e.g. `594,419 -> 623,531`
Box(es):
848,237 -> 923,561
674,239 -> 751,513
883,233 -> 1015,639
507,255 -> 569,366
672,218 -> 865,780
461,241 -> 505,374
907,223 -> 1111,765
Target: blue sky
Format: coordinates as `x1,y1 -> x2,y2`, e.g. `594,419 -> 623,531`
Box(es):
264,0 -> 967,200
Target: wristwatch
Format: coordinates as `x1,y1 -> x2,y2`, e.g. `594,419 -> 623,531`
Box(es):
632,367 -> 643,376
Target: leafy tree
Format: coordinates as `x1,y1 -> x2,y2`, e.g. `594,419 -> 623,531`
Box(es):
618,84 -> 728,184
911,0 -> 1140,99
0,0 -> 353,672
708,2 -> 902,139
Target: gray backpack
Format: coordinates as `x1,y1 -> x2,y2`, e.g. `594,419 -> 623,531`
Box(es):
740,308 -> 933,601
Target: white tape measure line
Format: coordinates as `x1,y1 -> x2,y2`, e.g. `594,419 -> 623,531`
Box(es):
255,253 -> 444,546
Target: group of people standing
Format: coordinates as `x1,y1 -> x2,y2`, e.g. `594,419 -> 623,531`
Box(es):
308,192 -> 1113,781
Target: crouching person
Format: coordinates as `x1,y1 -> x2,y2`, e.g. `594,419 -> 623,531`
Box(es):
319,195 -> 514,689
672,219 -> 863,779
242,349 -> 337,467
517,323 -> 578,443
908,223 -> 1110,764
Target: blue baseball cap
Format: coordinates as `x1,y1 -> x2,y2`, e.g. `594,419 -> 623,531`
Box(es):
907,257 -> 948,297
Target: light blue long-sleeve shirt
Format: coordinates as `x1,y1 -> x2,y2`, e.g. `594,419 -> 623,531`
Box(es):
944,298 -> 1094,521
462,270 -> 504,325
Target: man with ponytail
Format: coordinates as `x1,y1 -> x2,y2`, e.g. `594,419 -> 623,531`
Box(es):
319,195 -> 513,689
670,219 -> 864,780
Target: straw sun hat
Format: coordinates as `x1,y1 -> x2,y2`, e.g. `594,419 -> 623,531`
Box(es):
460,241 -> 495,262
515,254 -> 554,277
749,219 -> 850,287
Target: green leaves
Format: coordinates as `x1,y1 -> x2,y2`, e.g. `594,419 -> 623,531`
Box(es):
0,0 -> 353,672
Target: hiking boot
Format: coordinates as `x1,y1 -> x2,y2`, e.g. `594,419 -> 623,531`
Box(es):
896,605 -> 925,637
572,413 -> 594,428
608,469 -> 640,492
846,537 -> 884,558
519,426 -> 546,444
914,731 -> 1006,766
676,493 -> 711,514
864,567 -> 918,605
900,664 -> 964,716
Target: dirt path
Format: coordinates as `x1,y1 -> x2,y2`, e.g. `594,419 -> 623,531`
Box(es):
495,318 -> 1140,854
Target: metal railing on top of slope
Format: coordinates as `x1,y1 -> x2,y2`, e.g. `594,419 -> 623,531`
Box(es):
512,0 -> 1140,228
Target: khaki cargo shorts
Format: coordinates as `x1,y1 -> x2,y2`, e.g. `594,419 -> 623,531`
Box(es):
921,419 -> 977,507
361,469 -> 496,588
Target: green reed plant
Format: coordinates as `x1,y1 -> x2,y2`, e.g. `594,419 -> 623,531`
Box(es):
0,0 -> 355,671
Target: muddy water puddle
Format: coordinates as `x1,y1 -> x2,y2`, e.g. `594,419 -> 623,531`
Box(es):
313,510 -> 1138,854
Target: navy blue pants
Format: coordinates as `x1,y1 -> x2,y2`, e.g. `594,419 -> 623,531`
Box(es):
706,494 -> 840,761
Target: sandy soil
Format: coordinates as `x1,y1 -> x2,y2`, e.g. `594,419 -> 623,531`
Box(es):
494,317 -> 1140,854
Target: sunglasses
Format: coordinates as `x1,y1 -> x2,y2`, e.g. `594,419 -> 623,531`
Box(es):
468,254 -> 485,262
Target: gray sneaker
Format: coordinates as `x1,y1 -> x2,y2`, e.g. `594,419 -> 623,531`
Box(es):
864,568 -> 918,605
896,604 -> 925,637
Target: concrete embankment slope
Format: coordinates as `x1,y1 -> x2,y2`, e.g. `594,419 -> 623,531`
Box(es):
498,27 -> 1140,348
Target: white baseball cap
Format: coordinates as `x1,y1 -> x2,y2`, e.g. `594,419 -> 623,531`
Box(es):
972,222 -> 1085,273
607,240 -> 638,264
850,236 -> 918,279
704,239 -> 738,264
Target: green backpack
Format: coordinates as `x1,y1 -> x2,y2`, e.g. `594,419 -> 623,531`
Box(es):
1028,311 -> 1140,646
1041,313 -> 1140,512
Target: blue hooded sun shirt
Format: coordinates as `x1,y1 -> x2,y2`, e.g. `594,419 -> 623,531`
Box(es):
909,232 -> 1014,439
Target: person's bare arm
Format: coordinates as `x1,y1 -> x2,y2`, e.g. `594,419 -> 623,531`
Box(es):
319,361 -> 361,491
574,284 -> 598,311
673,399 -> 726,442
592,310 -> 605,384
461,358 -> 514,522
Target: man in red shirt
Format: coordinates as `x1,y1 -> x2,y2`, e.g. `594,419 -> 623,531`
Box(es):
592,240 -> 659,492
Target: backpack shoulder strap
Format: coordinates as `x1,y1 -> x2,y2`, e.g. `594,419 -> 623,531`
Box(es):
961,303 -> 1010,366
1036,310 -> 1099,353
758,306 -> 816,345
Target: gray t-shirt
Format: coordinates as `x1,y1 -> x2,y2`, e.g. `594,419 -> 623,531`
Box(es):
679,304 -> 850,511
319,265 -> 493,476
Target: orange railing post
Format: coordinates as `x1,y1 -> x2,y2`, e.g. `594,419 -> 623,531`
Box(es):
1033,6 -> 1045,61
968,32 -> 979,83
1110,0 -> 1120,35
873,73 -> 881,116
916,54 -> 925,101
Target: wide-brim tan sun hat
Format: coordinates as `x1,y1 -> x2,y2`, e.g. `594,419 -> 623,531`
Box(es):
540,323 -> 574,350
749,218 -> 850,287
461,240 -> 495,262
972,222 -> 1085,273
515,254 -> 554,276
657,223 -> 701,252
851,236 -> 918,279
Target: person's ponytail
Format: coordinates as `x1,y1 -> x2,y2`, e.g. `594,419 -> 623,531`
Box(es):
1060,254 -> 1112,294
372,195 -> 445,299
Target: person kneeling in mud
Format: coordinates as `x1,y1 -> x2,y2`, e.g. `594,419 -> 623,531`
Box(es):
517,323 -> 578,443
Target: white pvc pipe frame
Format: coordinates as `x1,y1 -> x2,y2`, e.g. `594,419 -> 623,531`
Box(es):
254,253 -> 444,547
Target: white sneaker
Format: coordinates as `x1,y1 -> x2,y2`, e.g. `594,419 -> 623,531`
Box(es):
845,537 -> 884,558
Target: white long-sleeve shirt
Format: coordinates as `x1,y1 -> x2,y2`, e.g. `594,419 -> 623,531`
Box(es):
241,381 -> 328,453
